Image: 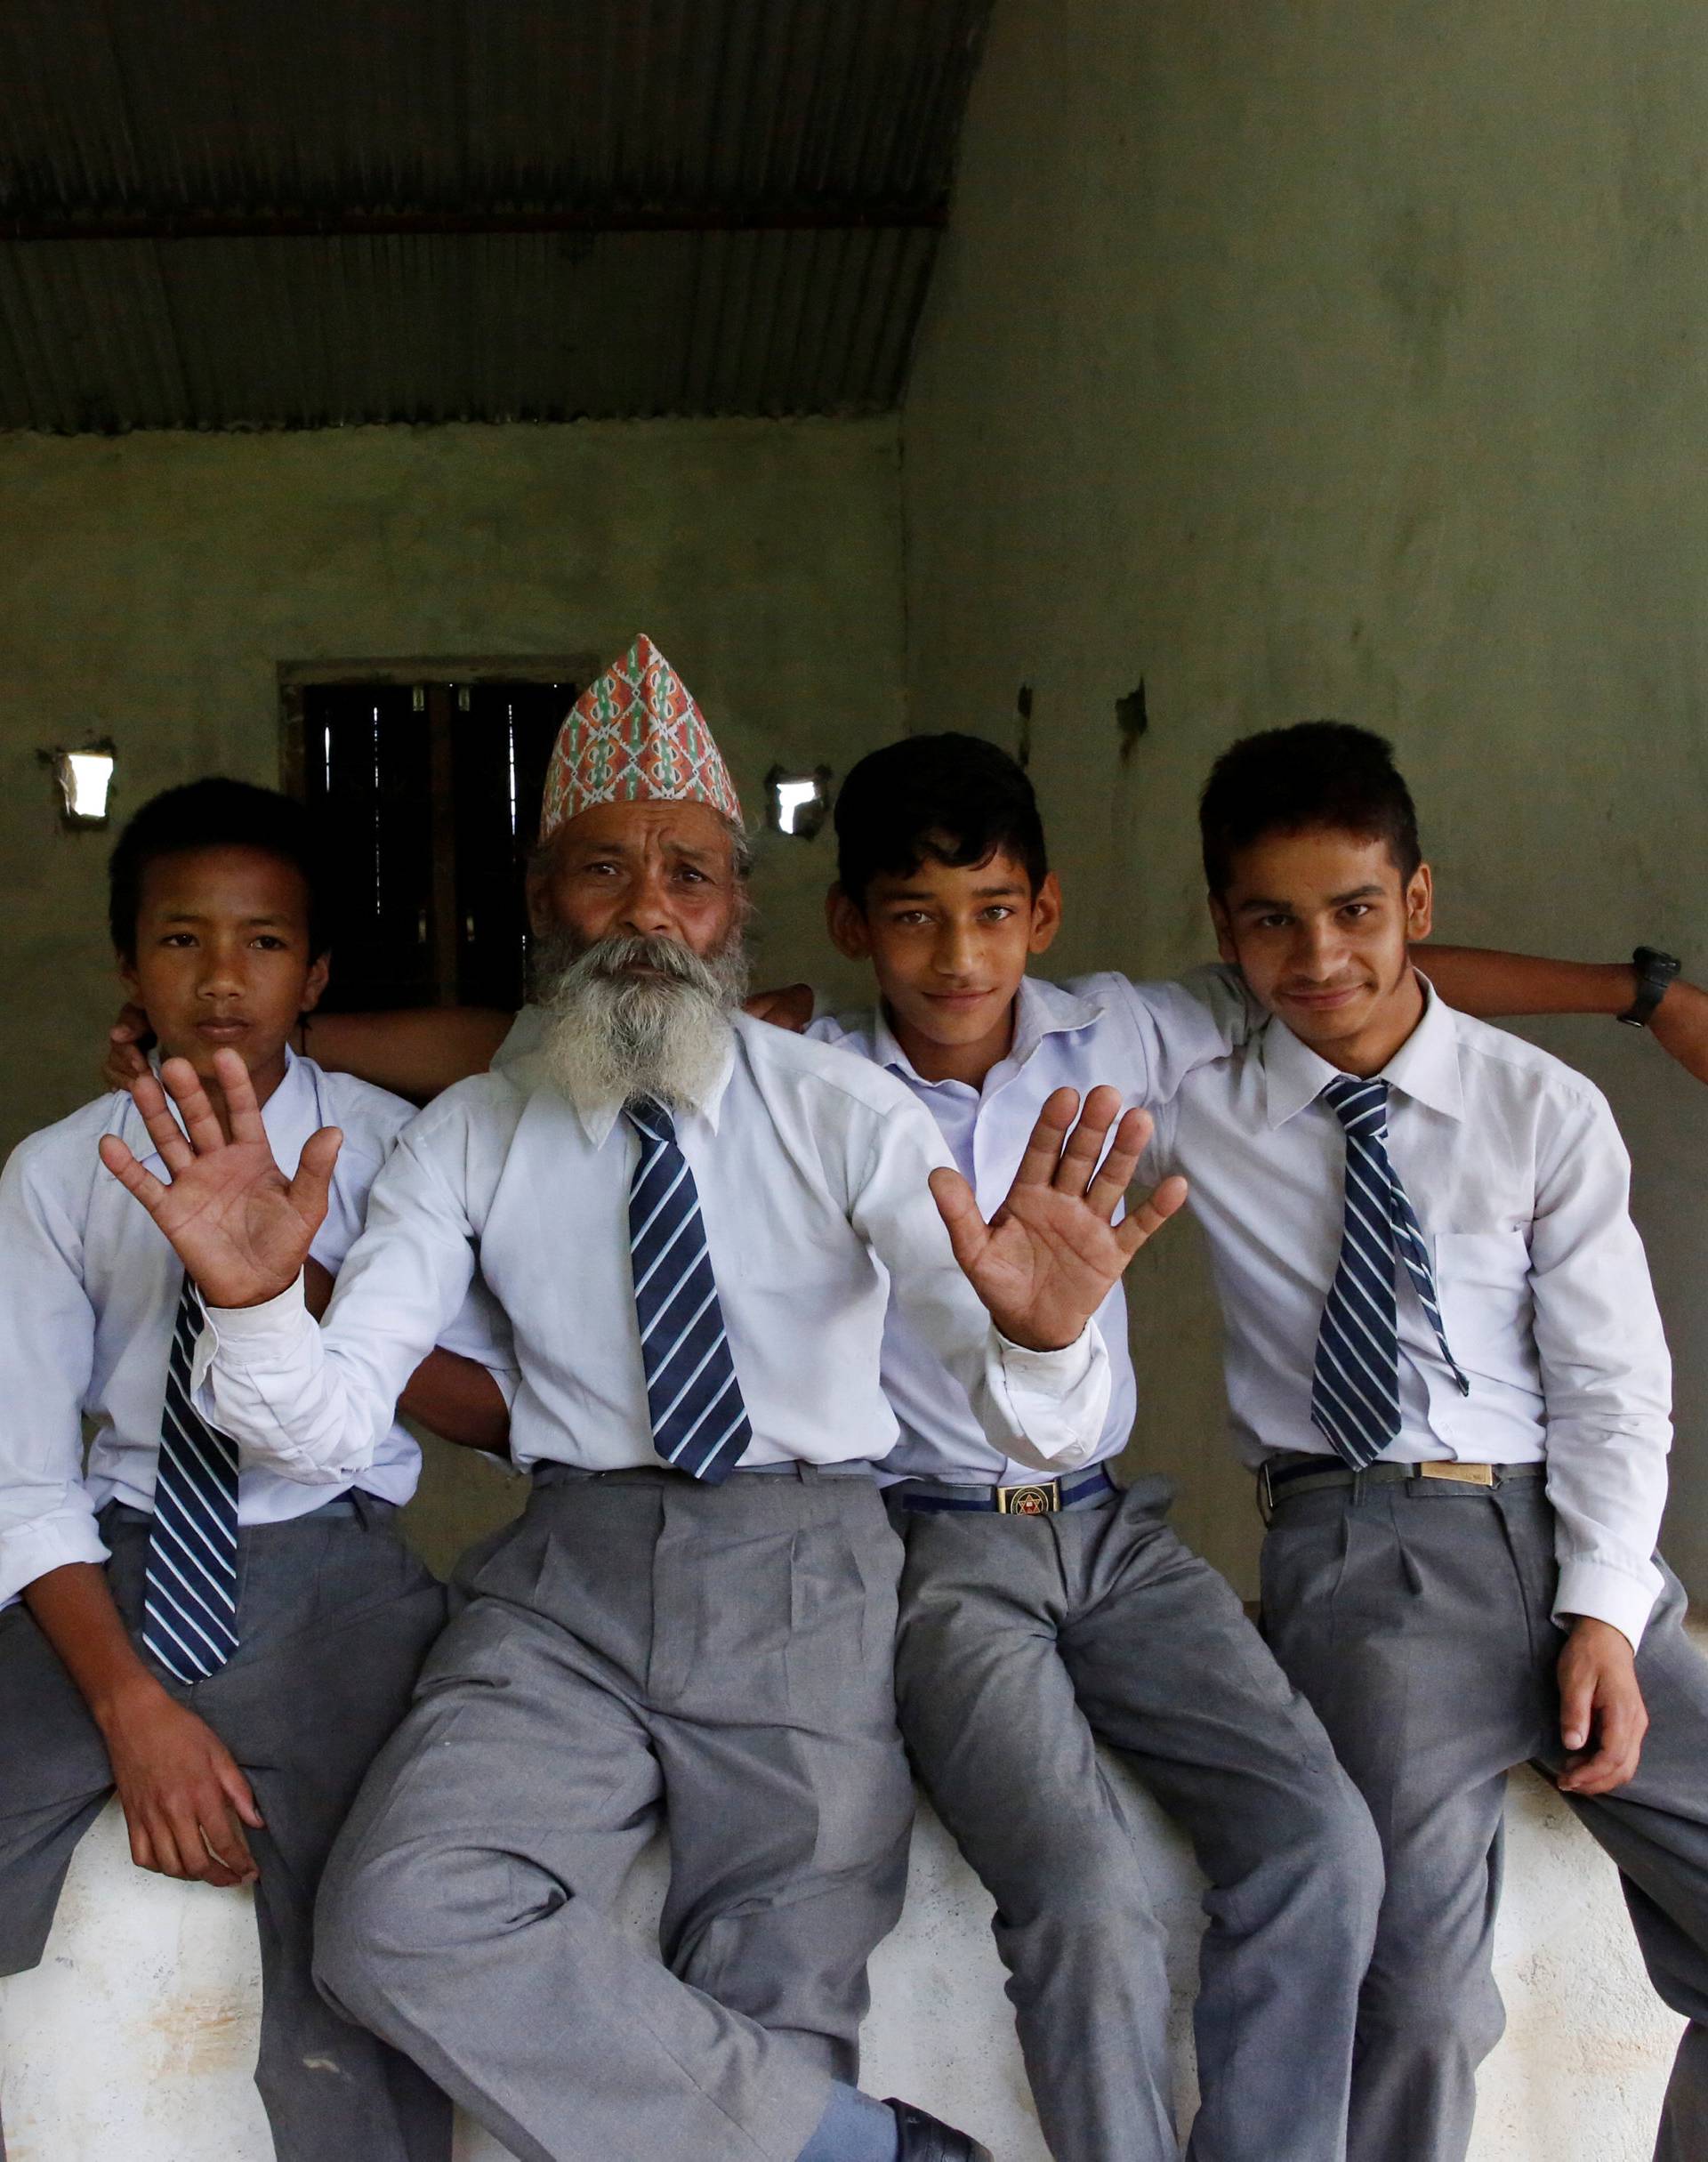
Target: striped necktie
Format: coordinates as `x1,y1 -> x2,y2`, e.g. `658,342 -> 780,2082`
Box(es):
1311,1074 -> 1468,1469
626,1100 -> 753,1484
142,1277 -> 240,1682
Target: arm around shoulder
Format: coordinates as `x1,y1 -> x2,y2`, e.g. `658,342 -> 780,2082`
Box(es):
1423,948 -> 1708,1085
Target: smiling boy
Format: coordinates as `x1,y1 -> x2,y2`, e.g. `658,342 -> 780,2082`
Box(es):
1139,721 -> 1708,2162
0,778 -> 510,2162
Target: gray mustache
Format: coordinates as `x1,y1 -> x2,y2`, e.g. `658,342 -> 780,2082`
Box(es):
583,933 -> 715,989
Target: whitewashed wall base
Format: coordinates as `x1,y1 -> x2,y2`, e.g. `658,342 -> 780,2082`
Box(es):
1,1765 -> 1684,2162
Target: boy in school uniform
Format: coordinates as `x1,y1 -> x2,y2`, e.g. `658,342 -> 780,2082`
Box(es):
1141,721 -> 1708,2162
0,778 -> 511,2162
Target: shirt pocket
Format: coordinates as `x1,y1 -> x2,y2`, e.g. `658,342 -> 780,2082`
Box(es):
1433,1228 -> 1537,1385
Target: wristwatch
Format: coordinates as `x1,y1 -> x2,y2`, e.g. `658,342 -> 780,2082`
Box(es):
1618,946 -> 1681,1029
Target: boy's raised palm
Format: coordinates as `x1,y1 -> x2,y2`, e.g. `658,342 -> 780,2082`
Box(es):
931,1085 -> 1188,1350
98,1049 -> 342,1309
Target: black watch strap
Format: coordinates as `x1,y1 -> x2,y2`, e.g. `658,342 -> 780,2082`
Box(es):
1619,946 -> 1681,1029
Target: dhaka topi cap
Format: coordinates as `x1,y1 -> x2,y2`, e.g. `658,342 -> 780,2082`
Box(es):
538,633 -> 743,843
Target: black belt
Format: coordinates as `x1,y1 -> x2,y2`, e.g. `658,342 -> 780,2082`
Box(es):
532,1460 -> 874,1487
1260,1455 -> 1546,1516
889,1465 -> 1119,1516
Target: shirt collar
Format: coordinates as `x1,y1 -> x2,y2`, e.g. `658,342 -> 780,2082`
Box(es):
1261,972 -> 1466,1130
870,973 -> 1107,1086
564,1030 -> 738,1149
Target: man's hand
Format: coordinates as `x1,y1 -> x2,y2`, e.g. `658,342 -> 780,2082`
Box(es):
1648,979 -> 1708,1085
98,1676 -> 265,1887
97,1049 -> 339,1310
931,1085 -> 1188,1351
1556,1616 -> 1648,1795
103,1001 -> 154,1092
744,983 -> 814,1032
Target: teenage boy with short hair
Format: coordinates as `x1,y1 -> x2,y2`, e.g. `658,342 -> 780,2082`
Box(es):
1144,721 -> 1708,2162
0,779 -> 509,2162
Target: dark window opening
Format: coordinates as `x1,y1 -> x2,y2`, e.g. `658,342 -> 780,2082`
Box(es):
288,676 -> 575,1012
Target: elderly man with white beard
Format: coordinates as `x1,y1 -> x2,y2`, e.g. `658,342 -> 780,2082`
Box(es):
98,638 -> 1188,2162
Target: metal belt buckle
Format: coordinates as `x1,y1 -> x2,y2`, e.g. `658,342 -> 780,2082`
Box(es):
997,1480 -> 1060,1515
1418,1459 -> 1494,1487
1258,1461 -> 1277,1521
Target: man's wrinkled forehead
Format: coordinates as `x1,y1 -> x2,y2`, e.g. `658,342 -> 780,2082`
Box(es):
552,796 -> 737,868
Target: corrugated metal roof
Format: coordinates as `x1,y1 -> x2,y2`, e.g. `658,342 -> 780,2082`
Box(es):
0,0 -> 989,430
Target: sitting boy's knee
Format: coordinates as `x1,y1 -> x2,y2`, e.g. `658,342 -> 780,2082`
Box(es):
314,1833 -> 556,2016
1361,1953 -> 1506,2064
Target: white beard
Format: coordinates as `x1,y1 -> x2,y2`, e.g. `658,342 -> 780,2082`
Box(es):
533,929 -> 748,1121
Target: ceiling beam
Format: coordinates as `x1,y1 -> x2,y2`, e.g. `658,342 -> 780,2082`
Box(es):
0,202 -> 947,243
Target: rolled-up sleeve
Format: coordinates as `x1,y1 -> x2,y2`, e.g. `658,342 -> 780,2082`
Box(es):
195,1125 -> 481,1482
847,1095 -> 1111,1472
1529,1089 -> 1672,1650
0,1150 -> 109,1604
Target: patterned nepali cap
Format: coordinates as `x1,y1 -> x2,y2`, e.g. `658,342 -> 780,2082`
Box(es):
538,633 -> 743,843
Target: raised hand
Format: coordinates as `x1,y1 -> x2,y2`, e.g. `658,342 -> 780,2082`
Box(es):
931,1085 -> 1188,1351
98,1048 -> 341,1310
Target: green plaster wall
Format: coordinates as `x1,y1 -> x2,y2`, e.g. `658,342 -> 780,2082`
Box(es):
902,0 -> 1708,1593
0,414 -> 903,1562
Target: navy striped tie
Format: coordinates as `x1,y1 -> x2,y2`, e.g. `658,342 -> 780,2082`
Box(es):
1311,1075 -> 1468,1469
143,1277 -> 240,1682
627,1101 -> 753,1484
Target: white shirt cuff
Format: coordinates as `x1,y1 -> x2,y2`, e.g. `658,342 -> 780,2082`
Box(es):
191,1275 -> 310,1388
996,1322 -> 1097,1384
1554,1558 -> 1662,1654
0,1513 -> 112,1609
991,1322 -> 1109,1471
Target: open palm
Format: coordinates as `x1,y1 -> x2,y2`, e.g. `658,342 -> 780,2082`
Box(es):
931,1086 -> 1188,1351
98,1051 -> 341,1310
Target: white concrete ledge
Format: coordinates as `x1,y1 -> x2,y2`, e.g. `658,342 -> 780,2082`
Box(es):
2,1755 -> 1684,2162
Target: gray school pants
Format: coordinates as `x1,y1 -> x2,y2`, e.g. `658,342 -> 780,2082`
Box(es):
0,1496 -> 451,2162
890,1471 -> 1385,2162
312,1462 -> 914,2162
1260,1461 -> 1708,2162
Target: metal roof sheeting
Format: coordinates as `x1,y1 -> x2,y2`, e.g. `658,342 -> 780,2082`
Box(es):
0,0 -> 989,430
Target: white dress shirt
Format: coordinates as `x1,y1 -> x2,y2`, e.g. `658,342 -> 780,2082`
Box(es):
0,1052 -> 487,1609
195,1014 -> 1111,1483
810,970 -> 1257,1484
1143,980 -> 1673,1648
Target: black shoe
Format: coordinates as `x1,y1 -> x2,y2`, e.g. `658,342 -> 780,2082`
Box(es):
883,2098 -> 994,2162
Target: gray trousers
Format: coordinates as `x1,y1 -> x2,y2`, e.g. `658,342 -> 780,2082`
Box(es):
0,1497 -> 451,2162
891,1473 -> 1385,2162
1260,1468 -> 1708,2162
313,1464 -> 914,2162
